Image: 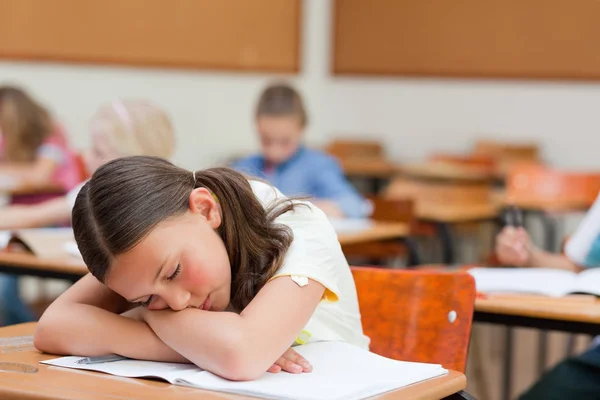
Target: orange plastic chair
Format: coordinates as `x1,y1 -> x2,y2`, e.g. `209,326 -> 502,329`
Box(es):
351,266 -> 476,372
506,164 -> 600,210
429,153 -> 497,175
474,139 -> 542,178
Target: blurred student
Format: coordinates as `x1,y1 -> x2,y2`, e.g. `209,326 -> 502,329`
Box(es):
0,86 -> 80,203
495,194 -> 600,399
495,197 -> 600,271
0,99 -> 176,326
232,82 -> 371,219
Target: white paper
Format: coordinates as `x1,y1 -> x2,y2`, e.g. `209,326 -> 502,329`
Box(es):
42,341 -> 448,400
468,267 -> 578,297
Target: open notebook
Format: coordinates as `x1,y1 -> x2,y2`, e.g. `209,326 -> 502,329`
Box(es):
469,267 -> 600,297
41,341 -> 448,400
0,228 -> 81,259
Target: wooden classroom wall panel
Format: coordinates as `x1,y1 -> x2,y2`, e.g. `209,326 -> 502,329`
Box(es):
0,0 -> 301,72
333,0 -> 600,80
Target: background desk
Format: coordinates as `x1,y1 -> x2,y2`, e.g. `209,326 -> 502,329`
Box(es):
0,251 -> 85,282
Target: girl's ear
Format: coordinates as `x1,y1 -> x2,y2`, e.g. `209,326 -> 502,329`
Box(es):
189,187 -> 221,229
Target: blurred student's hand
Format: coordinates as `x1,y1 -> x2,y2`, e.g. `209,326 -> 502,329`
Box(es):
495,226 -> 535,267
267,347 -> 312,374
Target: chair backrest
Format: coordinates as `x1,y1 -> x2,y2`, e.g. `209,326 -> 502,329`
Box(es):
429,153 -> 496,175
340,197 -> 416,263
384,178 -> 493,209
506,164 -> 600,207
351,266 -> 476,372
368,196 -> 415,224
474,139 -> 542,177
474,139 -> 540,161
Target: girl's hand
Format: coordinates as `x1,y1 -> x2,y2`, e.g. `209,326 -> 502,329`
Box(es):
267,347 -> 312,374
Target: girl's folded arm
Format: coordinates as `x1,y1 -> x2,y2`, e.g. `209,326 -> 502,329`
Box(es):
34,274 -> 187,363
144,276 -> 325,381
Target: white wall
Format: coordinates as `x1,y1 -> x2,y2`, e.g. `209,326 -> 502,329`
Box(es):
2,0 -> 600,171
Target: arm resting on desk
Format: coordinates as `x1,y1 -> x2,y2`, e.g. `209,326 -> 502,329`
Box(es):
528,248 -> 581,272
0,196 -> 71,230
0,158 -> 59,192
143,277 -> 325,381
34,274 -> 187,363
496,227 -> 581,272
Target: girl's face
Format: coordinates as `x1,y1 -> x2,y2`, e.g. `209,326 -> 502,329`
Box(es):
105,189 -> 232,312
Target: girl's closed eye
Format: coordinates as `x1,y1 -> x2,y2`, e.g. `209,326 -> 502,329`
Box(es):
167,263 -> 182,281
138,264 -> 181,307
140,296 -> 153,308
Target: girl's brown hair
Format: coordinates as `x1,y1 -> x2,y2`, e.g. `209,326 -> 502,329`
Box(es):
72,156 -> 296,311
255,83 -> 307,127
0,86 -> 52,162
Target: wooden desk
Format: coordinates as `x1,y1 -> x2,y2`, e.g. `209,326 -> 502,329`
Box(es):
338,158 -> 399,194
399,163 -> 494,183
0,323 -> 466,400
336,222 -> 409,246
0,251 -> 86,282
475,295 -> 600,334
417,203 -> 499,224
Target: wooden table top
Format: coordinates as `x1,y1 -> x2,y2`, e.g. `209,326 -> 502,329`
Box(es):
0,323 -> 466,400
0,251 -> 87,276
336,222 -> 410,245
399,163 -> 494,183
475,294 -> 600,324
339,158 -> 400,178
416,203 -> 500,224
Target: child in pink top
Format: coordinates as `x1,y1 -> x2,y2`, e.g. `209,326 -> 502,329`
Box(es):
0,86 -> 81,204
